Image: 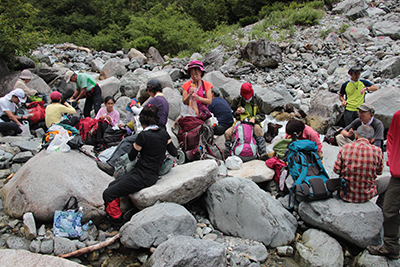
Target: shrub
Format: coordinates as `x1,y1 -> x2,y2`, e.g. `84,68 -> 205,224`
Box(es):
132,36 -> 158,52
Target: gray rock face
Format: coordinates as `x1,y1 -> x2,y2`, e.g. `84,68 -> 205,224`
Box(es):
53,236 -> 77,256
15,57 -> 35,70
240,39 -> 282,68
130,160 -> 219,210
163,87 -> 181,121
367,86 -> 400,129
100,58 -> 128,79
374,56 -> 400,78
295,228 -> 344,267
120,202 -> 197,249
120,72 -> 142,98
255,84 -> 294,114
227,160 -> 274,183
205,177 -> 297,247
0,249 -> 84,266
203,45 -> 225,73
143,236 -> 227,267
98,76 -> 120,100
1,150 -> 112,222
373,14 -> 400,40
298,198 -> 383,248
146,46 -> 164,66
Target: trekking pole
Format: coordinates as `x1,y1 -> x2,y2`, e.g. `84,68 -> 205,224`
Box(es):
78,147 -> 99,161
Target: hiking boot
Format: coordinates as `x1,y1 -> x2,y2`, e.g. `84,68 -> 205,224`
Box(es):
260,152 -> 269,161
113,166 -> 127,179
367,245 -> 400,260
97,161 -> 115,176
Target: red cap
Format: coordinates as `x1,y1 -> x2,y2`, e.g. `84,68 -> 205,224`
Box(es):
240,83 -> 254,100
50,91 -> 61,101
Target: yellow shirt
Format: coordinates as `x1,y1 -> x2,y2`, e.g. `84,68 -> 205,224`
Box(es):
45,102 -> 76,128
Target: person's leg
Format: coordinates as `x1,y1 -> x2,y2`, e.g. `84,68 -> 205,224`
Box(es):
0,122 -> 22,136
92,85 -> 102,115
83,96 -> 93,118
224,126 -> 234,154
107,134 -> 138,166
335,134 -> 353,147
382,177 -> 400,253
376,175 -> 391,208
213,125 -> 229,136
254,125 -> 267,160
343,110 -> 357,126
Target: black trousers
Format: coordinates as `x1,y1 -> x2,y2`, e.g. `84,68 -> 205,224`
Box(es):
84,84 -> 102,118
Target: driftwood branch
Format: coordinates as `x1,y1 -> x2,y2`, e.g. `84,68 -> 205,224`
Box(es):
60,43 -> 91,55
59,234 -> 120,258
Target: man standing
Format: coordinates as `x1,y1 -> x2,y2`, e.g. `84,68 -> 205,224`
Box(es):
367,110 -> 400,260
64,70 -> 102,118
208,88 -> 234,136
339,66 -> 378,126
333,125 -> 388,206
336,103 -> 384,148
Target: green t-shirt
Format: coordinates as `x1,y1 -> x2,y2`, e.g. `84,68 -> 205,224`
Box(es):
76,73 -> 97,92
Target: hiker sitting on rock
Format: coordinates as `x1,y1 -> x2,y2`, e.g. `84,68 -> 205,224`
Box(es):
224,83 -> 268,160
45,91 -> 77,128
333,125 -> 389,207
207,87 -> 234,135
339,66 -> 378,126
0,89 -> 27,136
285,119 -> 323,158
65,70 -> 102,118
97,79 -> 169,176
335,103 -> 384,149
13,69 -> 37,100
102,105 -> 177,229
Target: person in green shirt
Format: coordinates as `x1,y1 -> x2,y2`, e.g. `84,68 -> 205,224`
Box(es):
64,71 -> 102,118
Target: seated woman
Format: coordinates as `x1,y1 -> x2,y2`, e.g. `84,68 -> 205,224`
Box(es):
45,91 -> 77,128
94,96 -> 121,153
102,105 -> 177,228
0,89 -> 28,136
285,119 -> 323,158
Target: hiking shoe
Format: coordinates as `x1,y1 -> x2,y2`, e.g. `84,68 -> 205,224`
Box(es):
367,245 -> 400,260
113,167 -> 127,179
260,153 -> 269,161
97,161 -> 115,176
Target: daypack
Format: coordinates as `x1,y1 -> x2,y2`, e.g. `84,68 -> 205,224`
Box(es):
177,116 -> 205,152
230,121 -> 257,162
324,126 -> 343,146
103,126 -> 126,148
77,117 -> 100,145
27,101 -> 46,124
286,139 -> 331,207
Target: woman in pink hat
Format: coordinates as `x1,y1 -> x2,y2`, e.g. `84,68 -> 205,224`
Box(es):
181,60 -> 213,116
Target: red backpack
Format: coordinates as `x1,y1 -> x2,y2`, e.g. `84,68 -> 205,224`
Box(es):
77,118 -> 100,144
27,101 -> 46,124
177,116 -> 205,152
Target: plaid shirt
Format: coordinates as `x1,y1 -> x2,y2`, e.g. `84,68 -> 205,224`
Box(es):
333,138 -> 383,203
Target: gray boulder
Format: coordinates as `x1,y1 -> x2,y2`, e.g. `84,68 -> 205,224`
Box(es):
6,236 -> 30,250
100,58 -> 127,79
22,212 -> 37,240
227,160 -> 274,183
372,14 -> 400,40
255,84 -> 294,114
130,160 -> 219,210
143,236 -> 227,267
203,45 -> 225,73
306,91 -> 343,134
240,39 -> 282,68
128,48 -> 147,65
295,228 -> 344,267
343,26 -> 370,43
114,96 -> 131,123
1,150 -> 112,222
373,56 -> 400,78
119,72 -> 142,98
146,46 -> 164,66
0,71 -> 51,98
332,0 -> 368,19
98,76 -> 120,99
120,202 -> 197,249
298,198 -> 383,248
163,87 -> 182,121
53,236 -> 77,256
366,86 -> 400,129
205,177 -> 297,247
0,249 -> 84,266
14,57 -> 35,70
91,58 -> 105,73
355,250 -> 400,266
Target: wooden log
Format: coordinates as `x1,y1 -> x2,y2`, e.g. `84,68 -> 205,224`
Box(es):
59,234 -> 120,258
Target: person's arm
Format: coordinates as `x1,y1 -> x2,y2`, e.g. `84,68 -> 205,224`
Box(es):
75,88 -> 87,101
376,150 -> 383,176
333,149 -> 343,175
128,143 -> 141,161
4,110 -> 22,126
182,89 -> 191,105
61,102 -> 76,115
360,80 -> 378,95
192,88 -> 212,105
167,139 -> 177,157
340,128 -> 354,138
339,94 -> 347,107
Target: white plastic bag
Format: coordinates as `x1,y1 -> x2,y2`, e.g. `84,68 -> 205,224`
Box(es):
46,127 -> 71,154
210,114 -> 218,126
19,121 -> 31,136
180,103 -> 197,117
225,156 -> 243,170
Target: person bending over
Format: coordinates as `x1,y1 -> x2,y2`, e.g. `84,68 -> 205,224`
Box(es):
0,89 -> 28,136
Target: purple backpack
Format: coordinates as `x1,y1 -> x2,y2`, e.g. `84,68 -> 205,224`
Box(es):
230,121 -> 257,162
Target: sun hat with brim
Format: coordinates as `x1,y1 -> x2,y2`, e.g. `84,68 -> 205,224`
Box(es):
240,83 -> 254,100
188,60 -> 205,72
7,88 -> 26,103
64,70 -> 75,83
50,91 -> 62,101
358,103 -> 375,114
19,69 -> 33,80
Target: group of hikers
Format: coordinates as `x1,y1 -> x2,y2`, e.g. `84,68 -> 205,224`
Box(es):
1,62 -> 400,259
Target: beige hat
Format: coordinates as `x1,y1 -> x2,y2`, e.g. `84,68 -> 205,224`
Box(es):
64,70 -> 75,83
19,69 -> 33,80
358,103 -> 375,114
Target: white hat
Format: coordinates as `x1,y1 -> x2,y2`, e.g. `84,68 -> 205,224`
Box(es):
7,88 -> 26,103
64,70 -> 75,83
19,69 -> 33,80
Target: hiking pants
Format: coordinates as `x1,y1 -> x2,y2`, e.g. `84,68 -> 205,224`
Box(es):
343,109 -> 358,127
83,84 -> 102,118
107,134 -> 138,166
382,176 -> 400,254
0,122 -> 22,136
213,124 -> 230,136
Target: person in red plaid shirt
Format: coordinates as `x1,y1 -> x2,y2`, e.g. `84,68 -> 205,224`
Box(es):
333,125 -> 389,205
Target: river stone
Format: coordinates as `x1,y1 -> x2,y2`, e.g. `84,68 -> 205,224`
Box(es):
143,236 -> 227,267
295,228 -> 344,267
355,249 -> 400,266
22,212 -> 37,240
1,150 -> 113,222
98,76 -> 120,100
205,177 -> 297,247
0,249 -> 84,266
298,198 -> 383,248
120,202 -> 196,249
163,87 -> 182,121
227,160 -> 274,183
54,236 -> 77,256
130,160 -> 218,210
6,236 -> 30,250
12,151 -> 33,163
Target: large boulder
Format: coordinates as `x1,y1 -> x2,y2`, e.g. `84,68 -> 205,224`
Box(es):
98,76 -> 120,100
298,198 -> 383,248
120,202 -> 196,249
228,160 -> 275,183
306,91 -> 343,134
366,86 -> 400,129
203,45 -> 225,73
143,236 -> 227,267
128,48 -> 147,65
130,160 -> 219,210
332,0 -> 368,19
240,39 -> 282,68
100,58 -> 127,79
295,228 -> 344,267
205,177 -> 297,247
163,87 -> 182,121
0,150 -> 113,222
372,14 -> 400,40
0,249 -> 84,266
254,84 -> 294,114
373,56 -> 400,79
146,46 -> 164,66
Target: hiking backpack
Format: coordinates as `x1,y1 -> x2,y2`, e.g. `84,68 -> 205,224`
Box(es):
77,117 -> 100,145
324,126 -> 343,146
103,126 -> 126,148
230,121 -> 257,162
27,101 -> 46,124
286,139 -> 331,207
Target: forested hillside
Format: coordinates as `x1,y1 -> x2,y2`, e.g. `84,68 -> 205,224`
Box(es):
1,0 -> 335,67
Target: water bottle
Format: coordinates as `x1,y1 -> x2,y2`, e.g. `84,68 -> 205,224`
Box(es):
82,220 -> 93,231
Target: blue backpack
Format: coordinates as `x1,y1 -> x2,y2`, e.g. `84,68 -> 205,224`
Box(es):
286,140 -> 331,207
